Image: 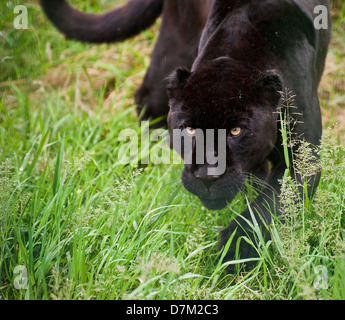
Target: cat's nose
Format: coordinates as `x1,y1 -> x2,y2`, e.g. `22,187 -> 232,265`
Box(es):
194,168 -> 221,189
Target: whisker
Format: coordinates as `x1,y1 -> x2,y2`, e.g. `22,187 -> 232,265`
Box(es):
161,178 -> 181,188
241,172 -> 279,203
242,171 -> 277,193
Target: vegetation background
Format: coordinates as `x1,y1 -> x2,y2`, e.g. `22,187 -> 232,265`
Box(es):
0,0 -> 344,300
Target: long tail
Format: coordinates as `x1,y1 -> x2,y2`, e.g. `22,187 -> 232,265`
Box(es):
40,0 -> 163,43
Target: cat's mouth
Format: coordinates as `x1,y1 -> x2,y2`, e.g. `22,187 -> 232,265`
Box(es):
199,196 -> 229,210
181,168 -> 243,210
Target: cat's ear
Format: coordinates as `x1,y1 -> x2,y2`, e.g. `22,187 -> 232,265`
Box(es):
256,69 -> 282,104
166,67 -> 191,98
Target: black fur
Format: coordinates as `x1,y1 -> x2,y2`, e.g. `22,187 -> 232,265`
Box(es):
168,0 -> 331,268
40,0 -> 163,43
41,0 -> 331,269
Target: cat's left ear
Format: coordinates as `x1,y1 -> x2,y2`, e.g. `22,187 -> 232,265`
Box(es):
166,67 -> 191,98
256,69 -> 283,104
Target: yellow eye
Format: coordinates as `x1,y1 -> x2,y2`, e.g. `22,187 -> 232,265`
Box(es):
230,127 -> 242,136
186,127 -> 196,135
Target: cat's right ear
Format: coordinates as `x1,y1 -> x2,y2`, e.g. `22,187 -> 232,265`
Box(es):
166,67 -> 191,98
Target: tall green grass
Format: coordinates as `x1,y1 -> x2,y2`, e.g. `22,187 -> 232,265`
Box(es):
0,0 -> 345,300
